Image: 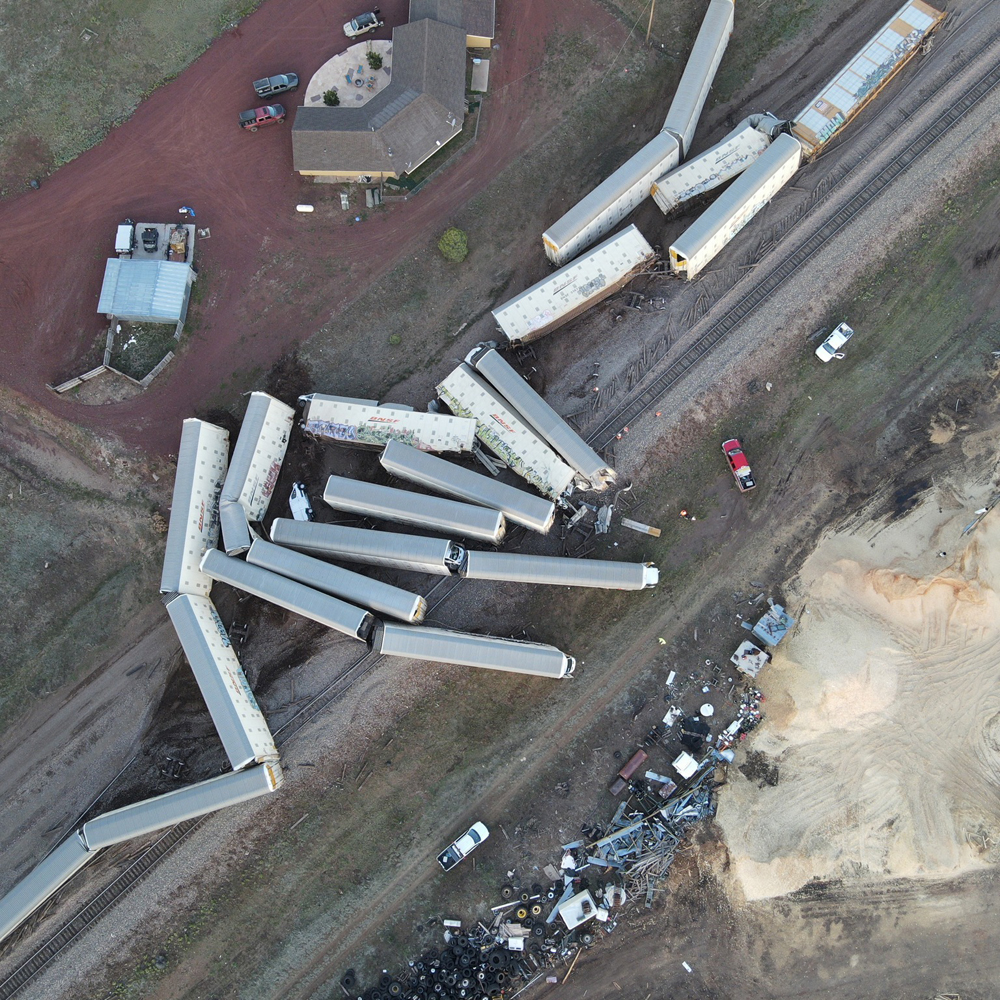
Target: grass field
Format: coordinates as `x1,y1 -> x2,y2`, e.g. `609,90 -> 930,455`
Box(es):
0,0 -> 259,191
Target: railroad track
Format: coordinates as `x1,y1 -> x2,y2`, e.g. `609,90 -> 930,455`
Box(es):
0,576 -> 467,999
586,44 -> 1000,451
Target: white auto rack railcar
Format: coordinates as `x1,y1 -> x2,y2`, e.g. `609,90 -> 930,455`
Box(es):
492,226 -> 655,346
323,474 -> 507,544
270,519 -> 467,576
462,551 -> 658,590
247,537 -> 428,623
472,349 -> 615,489
436,364 -> 575,501
379,440 -> 556,534
372,622 -> 576,678
160,418 -> 229,596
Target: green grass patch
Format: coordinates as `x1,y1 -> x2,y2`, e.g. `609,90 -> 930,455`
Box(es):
109,321 -> 177,380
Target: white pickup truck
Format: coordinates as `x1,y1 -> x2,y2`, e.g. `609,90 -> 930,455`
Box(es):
437,822 -> 489,871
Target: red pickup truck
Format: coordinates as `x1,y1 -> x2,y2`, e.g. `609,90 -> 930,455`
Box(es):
722,438 -> 756,492
239,105 -> 286,131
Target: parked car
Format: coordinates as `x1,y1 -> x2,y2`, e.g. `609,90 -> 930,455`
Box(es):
437,822 -> 489,871
141,227 -> 159,253
253,73 -> 299,98
238,105 -> 286,131
289,482 -> 315,522
115,219 -> 136,257
722,438 -> 756,492
815,322 -> 855,362
344,7 -> 383,37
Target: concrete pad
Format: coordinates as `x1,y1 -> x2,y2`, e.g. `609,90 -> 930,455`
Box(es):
471,58 -> 490,92
304,40 -> 392,108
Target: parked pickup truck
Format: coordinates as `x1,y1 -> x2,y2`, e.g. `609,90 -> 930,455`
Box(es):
253,73 -> 298,98
239,105 -> 286,131
437,822 -> 489,871
722,438 -> 756,493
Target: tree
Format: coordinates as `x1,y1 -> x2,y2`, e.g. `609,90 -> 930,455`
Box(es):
438,227 -> 468,263
366,50 -> 383,70
323,89 -> 340,106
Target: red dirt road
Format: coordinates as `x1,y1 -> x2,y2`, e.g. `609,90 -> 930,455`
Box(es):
0,0 -> 622,454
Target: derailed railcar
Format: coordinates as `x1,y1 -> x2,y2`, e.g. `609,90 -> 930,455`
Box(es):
492,227 -> 655,346
541,132 -> 679,266
219,391 -> 295,555
472,349 -> 615,489
668,133 -> 802,280
160,419 -> 229,596
322,475 -> 506,545
651,114 -> 782,216
661,0 -> 735,157
436,364 -> 575,501
165,593 -> 278,770
270,519 -> 466,576
462,551 -> 658,590
201,549 -> 375,640
0,834 -> 93,945
373,622 -> 575,678
299,393 -> 477,453
379,440 -> 555,534
247,538 -> 427,623
81,762 -> 283,851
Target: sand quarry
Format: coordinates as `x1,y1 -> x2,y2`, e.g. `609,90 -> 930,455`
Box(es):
718,472 -> 1000,901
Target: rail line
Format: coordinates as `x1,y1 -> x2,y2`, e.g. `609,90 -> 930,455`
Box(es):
586,45 -> 1000,450
0,575 -> 467,999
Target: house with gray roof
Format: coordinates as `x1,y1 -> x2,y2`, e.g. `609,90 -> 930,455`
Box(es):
409,0 -> 496,46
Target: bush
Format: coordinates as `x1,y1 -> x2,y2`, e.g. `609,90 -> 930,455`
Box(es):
323,89 -> 340,106
437,227 -> 468,263
388,334 -> 402,346
366,50 -> 383,70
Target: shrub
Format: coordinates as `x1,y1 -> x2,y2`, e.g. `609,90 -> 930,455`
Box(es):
388,334 -> 402,346
323,89 -> 340,106
366,50 -> 383,70
437,227 -> 468,263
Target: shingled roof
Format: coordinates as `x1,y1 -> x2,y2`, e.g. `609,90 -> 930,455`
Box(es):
409,0 -> 496,41
293,19 -> 467,176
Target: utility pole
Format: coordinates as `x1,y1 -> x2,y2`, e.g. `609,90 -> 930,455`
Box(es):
646,0 -> 655,43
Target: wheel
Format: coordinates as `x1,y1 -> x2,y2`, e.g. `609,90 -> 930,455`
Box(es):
520,891 -> 530,902
249,126 -> 258,132
515,906 -> 528,920
388,984 -> 403,997
530,903 -> 542,916
532,924 -> 545,937
500,884 -> 514,900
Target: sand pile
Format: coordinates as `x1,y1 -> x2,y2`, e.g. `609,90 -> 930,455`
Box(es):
716,498 -> 1000,901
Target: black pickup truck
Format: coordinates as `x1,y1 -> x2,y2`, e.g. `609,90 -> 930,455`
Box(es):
253,73 -> 298,98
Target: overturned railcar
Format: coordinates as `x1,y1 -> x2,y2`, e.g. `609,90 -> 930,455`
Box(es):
247,538 -> 427,623
379,440 -> 555,534
373,622 -> 575,678
270,519 -> 466,576
322,475 -> 506,545
462,551 -> 658,590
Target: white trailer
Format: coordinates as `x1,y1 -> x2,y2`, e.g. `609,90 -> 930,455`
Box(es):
247,538 -> 427,623
462,552 -> 658,590
661,0 -> 735,157
200,548 -> 375,640
81,762 -> 283,851
541,131 -> 679,266
379,440 -> 555,534
160,419 -> 230,596
299,394 -> 477,453
165,593 -> 278,770
651,114 -> 782,216
472,349 -> 615,489
0,834 -> 93,946
270,519 -> 466,576
792,0 -> 945,159
493,226 -> 655,345
668,133 -> 802,280
436,364 -> 575,501
322,475 -> 506,544
373,622 -> 576,678
219,391 -> 295,555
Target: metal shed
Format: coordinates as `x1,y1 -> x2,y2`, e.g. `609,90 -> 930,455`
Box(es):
96,259 -> 195,325
492,227 -> 655,345
165,593 -> 278,770
81,763 -> 283,851
436,364 -> 575,501
270,519 -> 466,576
160,419 -> 230,596
472,349 -> 615,488
379,440 -> 556,534
247,538 -> 427,623
200,549 -> 375,640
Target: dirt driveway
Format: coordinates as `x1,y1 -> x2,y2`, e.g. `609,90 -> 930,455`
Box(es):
0,0 -> 622,455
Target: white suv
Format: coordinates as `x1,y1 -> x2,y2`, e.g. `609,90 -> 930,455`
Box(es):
289,482 -> 314,521
344,8 -> 383,37
815,322 -> 854,362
